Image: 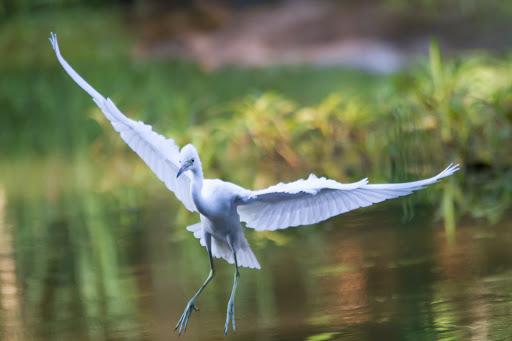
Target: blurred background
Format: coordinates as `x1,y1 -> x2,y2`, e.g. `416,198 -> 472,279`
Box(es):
1,0 -> 512,340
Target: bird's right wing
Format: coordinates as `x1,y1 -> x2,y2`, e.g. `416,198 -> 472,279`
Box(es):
49,33 -> 196,212
237,164 -> 459,231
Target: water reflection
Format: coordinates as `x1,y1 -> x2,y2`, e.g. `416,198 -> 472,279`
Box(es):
0,187 -> 23,341
7,189 -> 144,340
1,180 -> 512,340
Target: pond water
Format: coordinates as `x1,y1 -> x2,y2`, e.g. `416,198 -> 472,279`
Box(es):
0,185 -> 511,341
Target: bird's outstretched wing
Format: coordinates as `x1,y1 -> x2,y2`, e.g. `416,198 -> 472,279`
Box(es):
49,33 -> 196,212
237,164 -> 459,231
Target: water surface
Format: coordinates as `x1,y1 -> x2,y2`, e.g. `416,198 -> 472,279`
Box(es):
0,185 -> 511,341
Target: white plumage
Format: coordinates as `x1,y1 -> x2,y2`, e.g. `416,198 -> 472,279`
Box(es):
238,165 -> 458,231
49,33 -> 459,336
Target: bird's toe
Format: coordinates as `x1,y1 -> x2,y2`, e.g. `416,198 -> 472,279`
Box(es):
174,299 -> 199,335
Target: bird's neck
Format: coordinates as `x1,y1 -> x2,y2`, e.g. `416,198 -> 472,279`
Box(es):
190,166 -> 210,216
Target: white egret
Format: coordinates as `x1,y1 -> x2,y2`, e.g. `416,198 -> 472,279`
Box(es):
49,33 -> 459,336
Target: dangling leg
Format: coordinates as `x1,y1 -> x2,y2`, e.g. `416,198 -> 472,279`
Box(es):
224,247 -> 240,336
175,233 -> 214,335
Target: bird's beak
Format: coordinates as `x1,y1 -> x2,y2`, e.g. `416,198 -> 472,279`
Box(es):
176,163 -> 188,178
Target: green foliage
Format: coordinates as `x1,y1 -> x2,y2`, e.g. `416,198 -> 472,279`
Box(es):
1,9 -> 511,228
191,92 -> 378,189
184,40 -> 512,226
383,40 -> 512,224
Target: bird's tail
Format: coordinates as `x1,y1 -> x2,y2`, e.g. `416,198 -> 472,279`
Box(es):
186,222 -> 261,270
226,242 -> 261,270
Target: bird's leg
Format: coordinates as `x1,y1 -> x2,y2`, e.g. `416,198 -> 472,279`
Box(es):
175,235 -> 214,335
224,252 -> 240,336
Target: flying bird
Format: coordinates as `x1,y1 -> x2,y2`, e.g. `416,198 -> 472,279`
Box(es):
49,33 -> 459,336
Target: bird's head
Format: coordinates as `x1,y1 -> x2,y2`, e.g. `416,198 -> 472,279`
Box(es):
177,144 -> 200,178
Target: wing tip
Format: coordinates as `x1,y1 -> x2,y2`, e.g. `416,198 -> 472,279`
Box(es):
49,32 -> 58,52
438,163 -> 460,179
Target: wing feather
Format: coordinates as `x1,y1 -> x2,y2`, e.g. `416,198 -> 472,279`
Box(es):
329,191 -> 342,214
50,33 -> 196,212
237,164 -> 459,231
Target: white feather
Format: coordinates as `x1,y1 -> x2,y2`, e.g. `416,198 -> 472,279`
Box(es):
49,33 -> 196,212
237,164 -> 459,231
186,221 -> 260,269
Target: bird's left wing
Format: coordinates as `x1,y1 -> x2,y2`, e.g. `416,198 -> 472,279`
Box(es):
237,164 -> 459,231
49,33 -> 196,212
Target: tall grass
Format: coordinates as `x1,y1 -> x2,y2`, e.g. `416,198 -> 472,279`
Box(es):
1,9 -> 511,226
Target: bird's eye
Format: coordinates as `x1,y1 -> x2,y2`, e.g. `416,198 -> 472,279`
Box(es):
191,159 -> 195,163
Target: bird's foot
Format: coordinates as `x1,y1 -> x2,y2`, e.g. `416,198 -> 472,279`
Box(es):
224,298 -> 235,336
174,298 -> 199,335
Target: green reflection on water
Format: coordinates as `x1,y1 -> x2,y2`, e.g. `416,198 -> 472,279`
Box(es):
1,157 -> 512,340
6,162 -> 142,339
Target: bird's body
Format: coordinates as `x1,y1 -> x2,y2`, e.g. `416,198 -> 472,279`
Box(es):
189,177 -> 261,269
49,33 -> 459,336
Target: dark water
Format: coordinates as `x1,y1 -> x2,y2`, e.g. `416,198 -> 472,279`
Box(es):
1,185 -> 511,341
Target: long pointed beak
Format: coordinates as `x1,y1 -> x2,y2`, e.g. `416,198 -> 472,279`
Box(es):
176,164 -> 187,178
